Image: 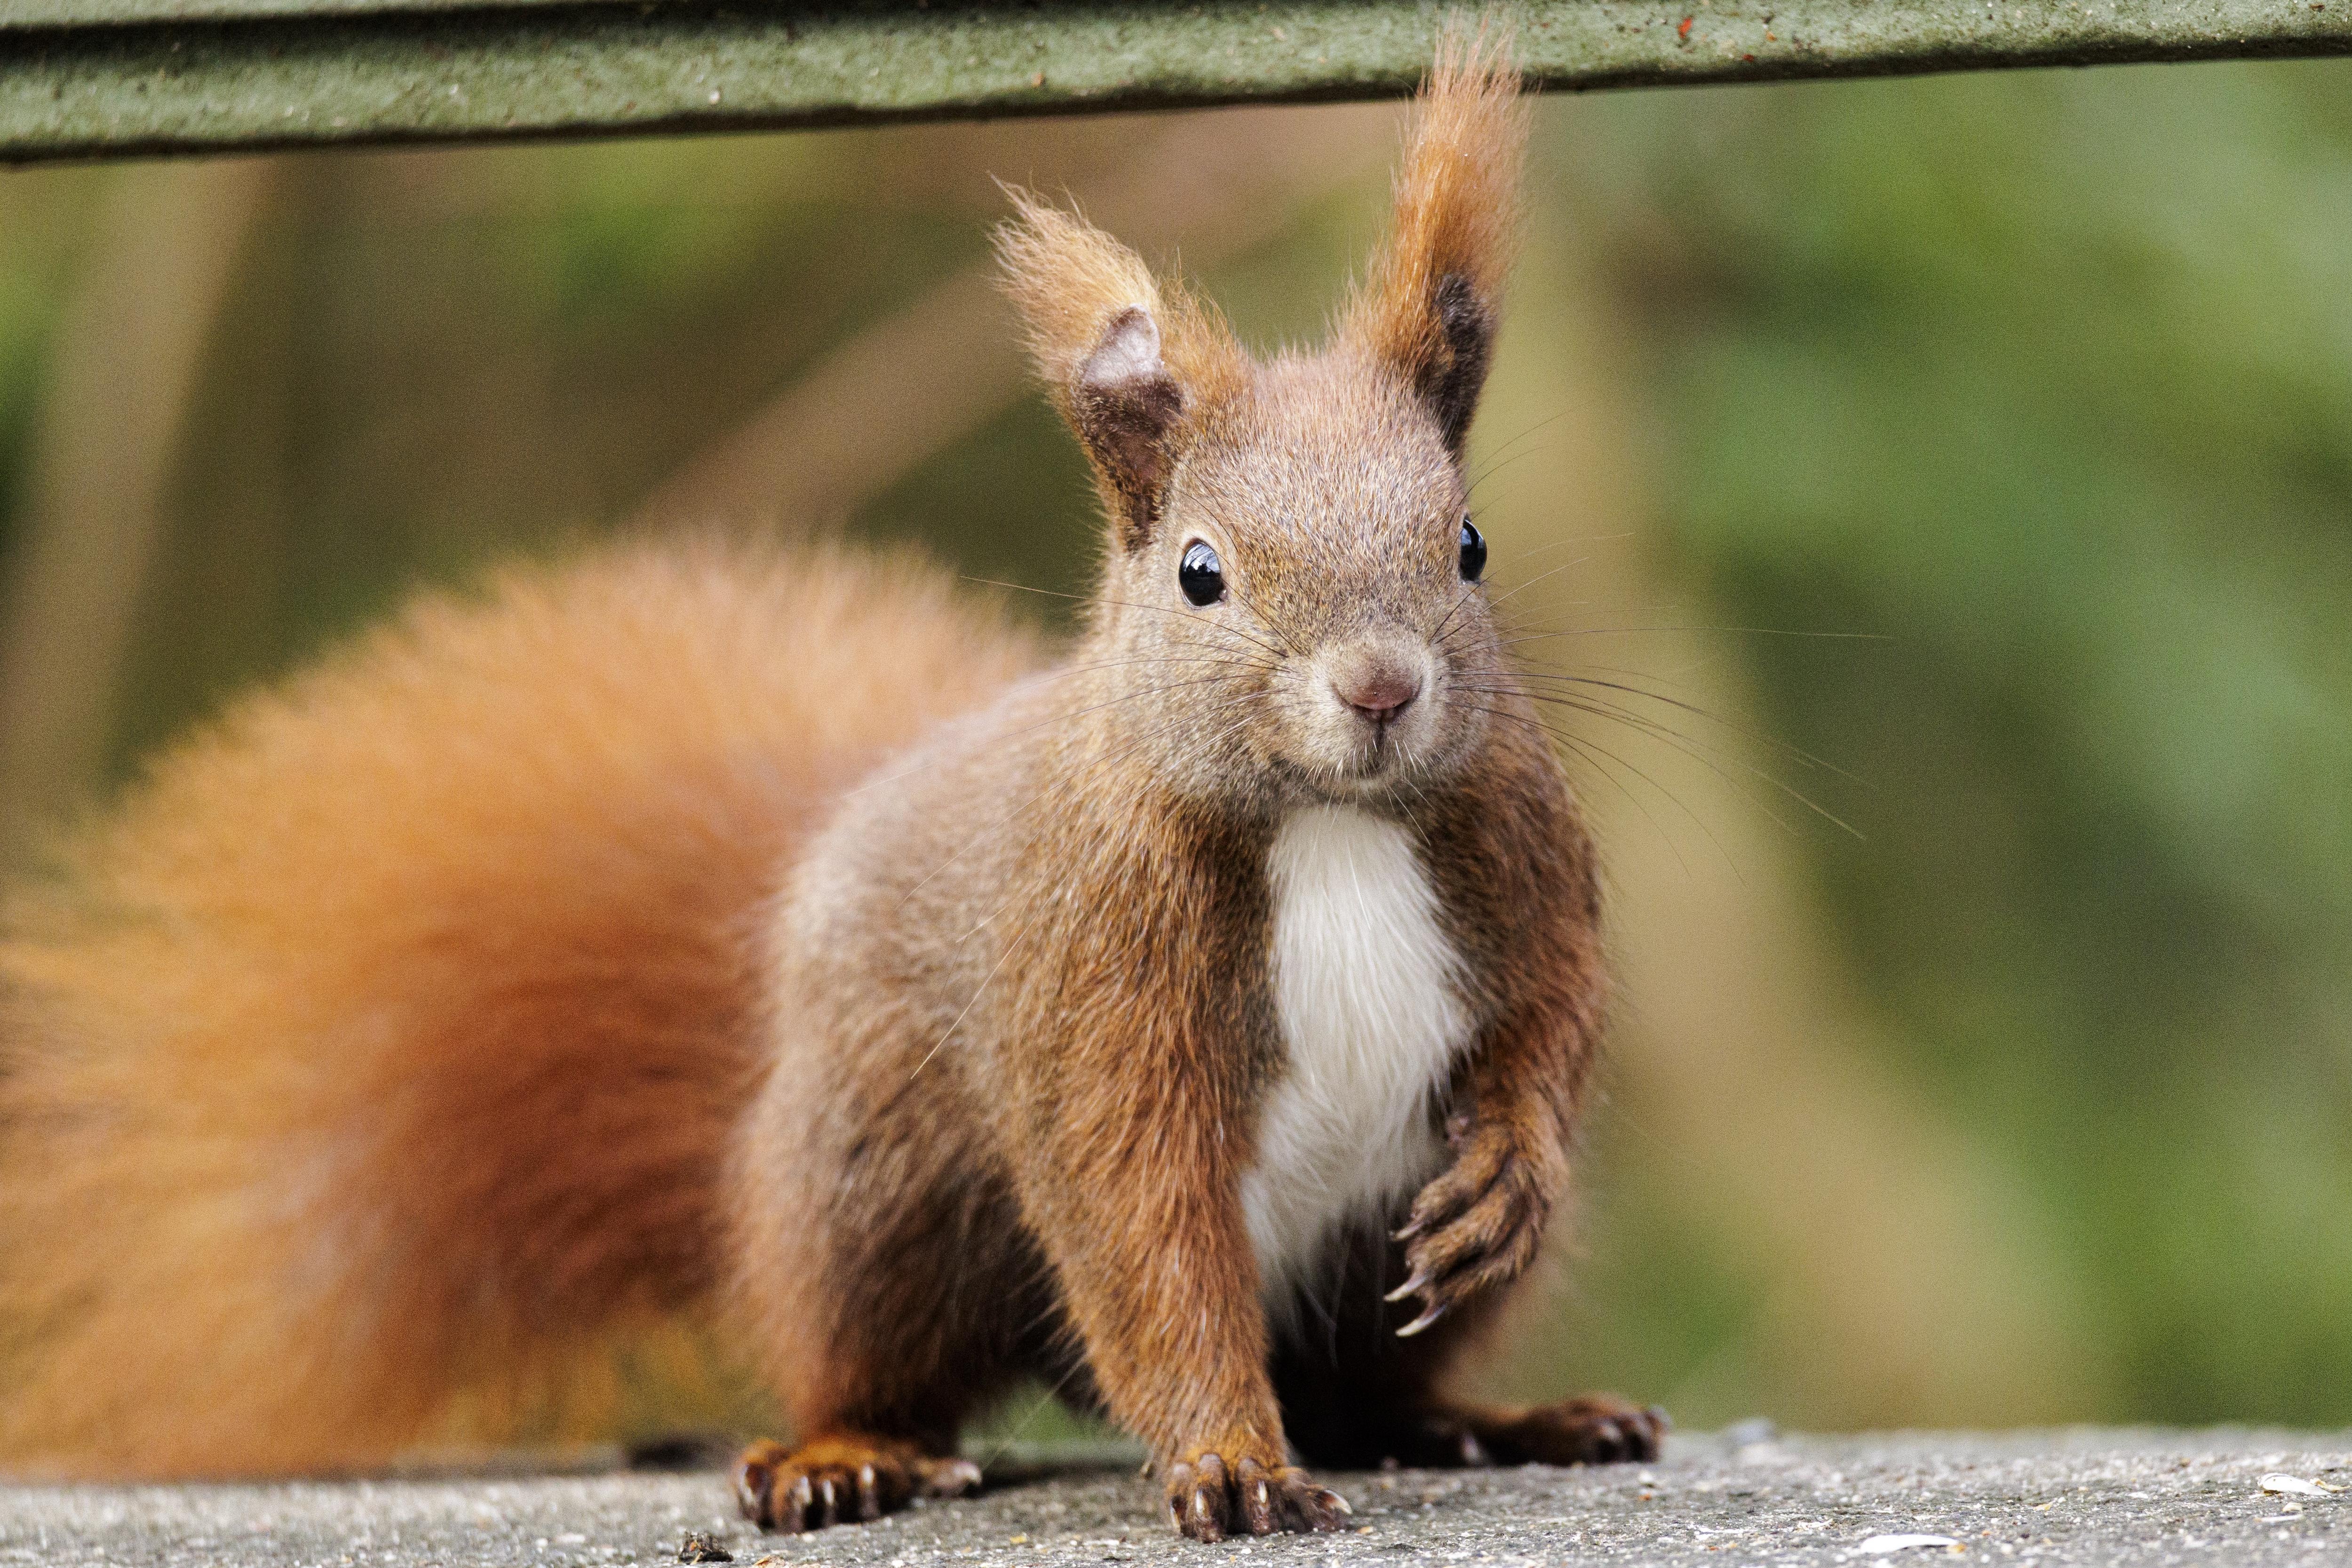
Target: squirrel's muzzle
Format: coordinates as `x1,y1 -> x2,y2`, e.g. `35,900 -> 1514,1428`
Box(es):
1332,658 -> 1423,728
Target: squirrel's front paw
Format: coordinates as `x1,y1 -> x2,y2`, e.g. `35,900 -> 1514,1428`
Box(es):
1163,1449 -> 1351,1541
735,1435 -> 979,1533
1389,1113 -> 1554,1336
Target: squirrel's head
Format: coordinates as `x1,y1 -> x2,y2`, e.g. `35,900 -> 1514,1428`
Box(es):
998,33 -> 1529,813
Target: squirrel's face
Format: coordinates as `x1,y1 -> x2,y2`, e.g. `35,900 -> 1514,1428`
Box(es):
1097,354 -> 1506,812
997,55 -> 1531,817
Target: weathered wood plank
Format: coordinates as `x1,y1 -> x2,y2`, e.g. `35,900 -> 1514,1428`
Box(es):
4,0 -> 2348,165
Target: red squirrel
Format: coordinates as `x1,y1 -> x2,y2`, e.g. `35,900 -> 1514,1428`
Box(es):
0,37 -> 1664,1542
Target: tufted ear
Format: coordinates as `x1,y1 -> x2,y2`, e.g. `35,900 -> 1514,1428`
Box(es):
1341,28 -> 1529,459
996,191 -> 1247,550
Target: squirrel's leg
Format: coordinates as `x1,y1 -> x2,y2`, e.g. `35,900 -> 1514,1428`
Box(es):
728,1067 -> 1041,1532
729,1246 -> 1026,1537
1018,1070 -> 1352,1541
728,1285 -> 1005,1536
1271,1224 -> 1667,1470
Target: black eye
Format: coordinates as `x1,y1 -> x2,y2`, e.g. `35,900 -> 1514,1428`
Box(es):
1179,540 -> 1226,606
1458,517 -> 1487,583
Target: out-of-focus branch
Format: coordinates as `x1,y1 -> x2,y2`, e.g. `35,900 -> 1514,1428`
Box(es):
631,101 -> 1395,533
0,158 -> 278,870
9,0 -> 2350,167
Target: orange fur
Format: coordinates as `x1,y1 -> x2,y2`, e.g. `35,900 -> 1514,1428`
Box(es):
994,190 -> 1250,422
0,540 -> 1038,1477
1341,28 -> 1529,449
995,191 -> 1250,536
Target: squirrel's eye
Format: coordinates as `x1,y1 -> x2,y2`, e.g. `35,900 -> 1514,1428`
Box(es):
1178,541 -> 1226,607
1458,517 -> 1487,583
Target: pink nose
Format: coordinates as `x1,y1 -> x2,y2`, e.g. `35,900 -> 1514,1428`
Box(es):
1335,667 -> 1422,724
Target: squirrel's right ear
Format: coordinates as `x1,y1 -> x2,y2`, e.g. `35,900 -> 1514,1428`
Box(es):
996,192 -> 1247,551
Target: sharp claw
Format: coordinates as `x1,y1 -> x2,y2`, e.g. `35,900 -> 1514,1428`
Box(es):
733,1463 -> 771,1525
1302,1485 -> 1352,1530
1187,1484 -> 1224,1542
1383,1268 -> 1430,1304
856,1463 -> 881,1521
921,1456 -> 982,1497
1396,1298 -> 1451,1337
1392,1215 -> 1425,1242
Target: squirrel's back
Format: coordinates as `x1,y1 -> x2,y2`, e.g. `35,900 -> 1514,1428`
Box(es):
0,537 -> 1038,1477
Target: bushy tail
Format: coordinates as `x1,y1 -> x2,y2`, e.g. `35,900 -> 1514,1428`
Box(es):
0,537 -> 1037,1478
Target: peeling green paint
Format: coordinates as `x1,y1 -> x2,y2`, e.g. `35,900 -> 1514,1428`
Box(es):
3,0 -> 2348,165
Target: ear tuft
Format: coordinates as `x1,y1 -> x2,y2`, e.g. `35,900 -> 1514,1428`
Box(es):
1343,23 -> 1529,457
995,190 -> 1247,549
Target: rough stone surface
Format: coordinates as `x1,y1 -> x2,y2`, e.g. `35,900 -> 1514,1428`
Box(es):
7,1430 -> 2352,1566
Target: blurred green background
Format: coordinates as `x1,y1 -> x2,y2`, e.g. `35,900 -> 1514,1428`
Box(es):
1,57 -> 2347,1438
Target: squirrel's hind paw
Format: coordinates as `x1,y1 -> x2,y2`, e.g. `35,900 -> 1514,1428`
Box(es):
735,1436 -> 979,1533
1472,1395 -> 1669,1466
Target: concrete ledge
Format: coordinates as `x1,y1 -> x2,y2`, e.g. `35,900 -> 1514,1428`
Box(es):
6,1429 -> 2352,1566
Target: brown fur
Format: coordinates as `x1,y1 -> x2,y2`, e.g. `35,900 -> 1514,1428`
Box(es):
0,30 -> 1661,1539
731,31 -> 1654,1543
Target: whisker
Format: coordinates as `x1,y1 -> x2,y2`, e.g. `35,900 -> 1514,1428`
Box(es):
1490,531 -> 1638,569
1426,581 -> 1485,649
1464,446 -> 1543,498
1459,680 -> 1860,841
1481,556 -> 1593,616
908,907 -> 1043,1081
902,707 -> 1269,1084
934,712 -> 1243,937
853,669 -> 1262,802
1463,408 -> 1582,486
1218,576 -> 1317,670
1049,651 -> 1279,682
962,575 -> 1293,662
1453,700 -> 1710,880
1456,681 -> 1796,822
1458,668 -> 1863,786
1498,624 -> 1892,649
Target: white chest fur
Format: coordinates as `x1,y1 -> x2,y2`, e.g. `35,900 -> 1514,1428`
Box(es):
1241,804 -> 1472,1313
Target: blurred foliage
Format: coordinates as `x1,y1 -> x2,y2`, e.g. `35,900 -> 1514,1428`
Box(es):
0,57 -> 2348,1436
1551,62 -> 2352,1426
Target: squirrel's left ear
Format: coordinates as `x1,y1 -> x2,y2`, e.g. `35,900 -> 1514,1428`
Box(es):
997,192 -> 1248,551
1342,30 -> 1529,459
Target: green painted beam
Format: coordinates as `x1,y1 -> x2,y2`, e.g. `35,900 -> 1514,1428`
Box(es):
3,0 -> 2348,165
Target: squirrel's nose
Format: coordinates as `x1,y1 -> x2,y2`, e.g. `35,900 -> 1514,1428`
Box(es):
1334,666 -> 1423,725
